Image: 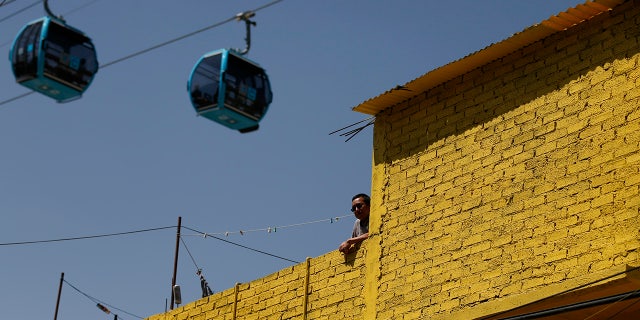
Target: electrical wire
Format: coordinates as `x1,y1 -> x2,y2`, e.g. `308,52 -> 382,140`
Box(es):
180,236 -> 201,271
183,225 -> 300,264
180,236 -> 215,297
0,0 -> 285,106
0,225 -> 175,246
181,214 -> 352,237
0,0 -> 39,25
0,0 -> 101,46
0,0 -> 19,8
60,0 -> 101,17
0,91 -> 34,105
100,0 -> 282,68
0,0 -> 40,50
63,278 -> 144,319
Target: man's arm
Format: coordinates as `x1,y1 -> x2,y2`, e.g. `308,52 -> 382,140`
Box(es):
338,233 -> 369,254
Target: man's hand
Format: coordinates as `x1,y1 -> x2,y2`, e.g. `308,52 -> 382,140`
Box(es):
338,239 -> 353,253
338,233 -> 368,254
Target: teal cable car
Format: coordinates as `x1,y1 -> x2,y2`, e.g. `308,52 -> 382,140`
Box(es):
187,12 -> 272,133
9,1 -> 98,102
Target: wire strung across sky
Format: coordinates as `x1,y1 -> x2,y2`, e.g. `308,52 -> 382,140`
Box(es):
183,226 -> 301,264
0,0 -> 101,47
180,236 -> 215,297
0,0 -> 20,8
63,278 -> 144,319
0,0 -> 285,106
0,211 -> 352,264
180,236 -> 203,271
181,214 -> 352,237
0,0 -> 39,25
0,212 -> 351,247
0,225 -> 176,246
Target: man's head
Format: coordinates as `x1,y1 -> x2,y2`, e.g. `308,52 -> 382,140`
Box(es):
351,193 -> 370,221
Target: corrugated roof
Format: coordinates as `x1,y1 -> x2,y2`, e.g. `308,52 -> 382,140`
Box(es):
352,0 -> 627,115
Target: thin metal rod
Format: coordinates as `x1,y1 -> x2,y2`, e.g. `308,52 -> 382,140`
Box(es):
43,0 -> 63,21
43,0 -> 54,17
53,272 -> 64,320
328,116 -> 375,135
232,283 -> 240,320
236,12 -> 256,56
303,258 -> 311,319
170,216 -> 182,310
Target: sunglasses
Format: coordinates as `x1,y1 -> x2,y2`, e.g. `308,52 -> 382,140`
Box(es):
351,203 -> 365,212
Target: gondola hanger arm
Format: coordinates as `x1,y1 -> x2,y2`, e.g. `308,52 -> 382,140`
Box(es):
234,11 -> 256,56
43,0 -> 65,22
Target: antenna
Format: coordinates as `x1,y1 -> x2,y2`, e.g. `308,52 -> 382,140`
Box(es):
329,116 -> 375,142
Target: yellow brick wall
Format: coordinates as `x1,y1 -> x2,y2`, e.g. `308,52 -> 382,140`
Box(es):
369,1 -> 640,318
146,2 -> 640,320
145,248 -> 366,320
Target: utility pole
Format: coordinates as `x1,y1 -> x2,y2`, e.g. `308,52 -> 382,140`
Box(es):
170,216 -> 182,310
53,272 -> 64,320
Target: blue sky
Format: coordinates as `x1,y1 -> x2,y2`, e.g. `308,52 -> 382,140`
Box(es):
1,1 -> 586,319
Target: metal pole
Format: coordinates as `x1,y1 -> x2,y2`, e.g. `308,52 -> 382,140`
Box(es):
170,216 -> 182,310
53,272 -> 64,320
303,258 -> 311,320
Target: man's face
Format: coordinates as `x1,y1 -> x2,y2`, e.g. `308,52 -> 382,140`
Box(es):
351,197 -> 370,220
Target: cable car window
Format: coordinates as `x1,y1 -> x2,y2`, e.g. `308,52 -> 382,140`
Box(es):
190,54 -> 221,111
223,53 -> 271,120
43,21 -> 98,91
11,21 -> 42,82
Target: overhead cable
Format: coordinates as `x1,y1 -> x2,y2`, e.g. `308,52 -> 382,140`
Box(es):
63,278 -> 143,319
0,0 -> 101,45
181,214 -> 352,237
0,0 -> 18,6
0,0 -> 39,25
100,0 -> 283,68
180,236 -> 214,297
180,236 -> 202,271
0,0 -> 284,106
0,225 -> 175,246
0,0 -> 40,49
183,226 -> 300,264
61,0 -> 101,17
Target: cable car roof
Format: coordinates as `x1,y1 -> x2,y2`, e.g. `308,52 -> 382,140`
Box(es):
352,0 -> 626,115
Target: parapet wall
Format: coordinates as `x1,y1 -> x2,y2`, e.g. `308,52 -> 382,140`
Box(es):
146,247 -> 366,320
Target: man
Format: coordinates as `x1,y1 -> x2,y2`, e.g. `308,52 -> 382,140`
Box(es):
338,193 -> 370,254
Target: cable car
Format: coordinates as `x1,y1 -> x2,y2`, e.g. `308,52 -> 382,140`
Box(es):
187,11 -> 272,133
188,48 -> 272,133
9,16 -> 98,102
